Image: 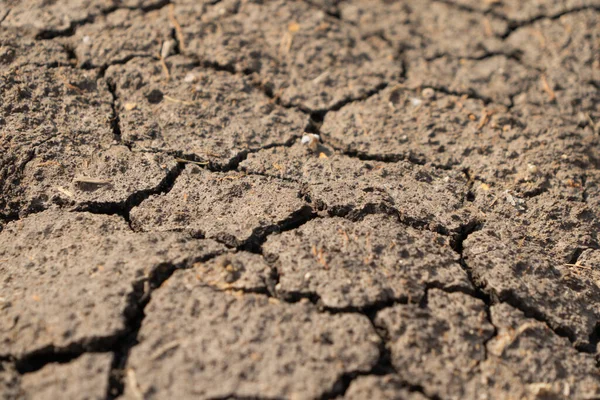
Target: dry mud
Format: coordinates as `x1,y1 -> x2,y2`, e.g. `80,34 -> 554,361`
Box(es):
1,0 -> 599,399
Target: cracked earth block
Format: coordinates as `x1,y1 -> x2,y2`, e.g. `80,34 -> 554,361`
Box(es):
106,56 -> 307,168
342,375 -> 429,400
0,65 -> 178,218
340,0 -> 507,59
375,289 -> 494,399
241,141 -> 473,232
321,83 -> 599,192
466,303 -> 600,399
263,215 -> 472,309
130,167 -> 312,247
124,269 -> 380,399
0,210 -> 224,357
464,193 -> 600,348
171,0 -> 401,112
71,8 -> 171,68
320,84 -> 514,167
19,353 -> 112,400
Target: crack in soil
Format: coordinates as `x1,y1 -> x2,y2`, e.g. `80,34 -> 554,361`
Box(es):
0,8 -> 10,26
106,79 -> 124,145
75,161 -> 185,229
448,219 -> 501,362
499,5 -> 600,39
457,223 -> 600,356
213,205 -> 319,253
9,249 -> 224,380
322,142 -> 427,166
104,250 -> 224,400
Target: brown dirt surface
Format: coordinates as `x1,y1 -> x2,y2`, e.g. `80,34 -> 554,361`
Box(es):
1,0 -> 599,399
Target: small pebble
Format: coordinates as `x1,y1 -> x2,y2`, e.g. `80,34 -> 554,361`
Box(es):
184,73 -> 196,83
527,163 -> 538,174
301,134 -> 320,152
421,88 -> 435,99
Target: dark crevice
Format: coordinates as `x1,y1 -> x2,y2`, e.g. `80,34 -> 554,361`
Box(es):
275,274 -> 482,316
325,144 -> 427,166
0,212 -> 19,227
34,15 -> 97,40
581,173 -> 588,203
135,0 -> 172,13
448,219 -> 499,365
434,0 -> 599,37
567,247 -> 588,266
308,82 -> 389,121
12,249 -> 223,377
210,137 -> 302,173
462,168 -> 476,204
61,43 -> 79,66
460,229 -> 600,355
490,289 -> 595,352
429,49 -> 537,82
327,201 -> 461,239
235,206 -> 318,254
319,304 -> 438,400
398,48 -> 409,82
157,135 -> 301,176
74,162 -> 185,228
449,220 -> 489,301
499,5 -> 600,39
106,80 -> 123,145
169,27 -> 181,56
186,53 -> 391,121
105,249 -> 222,400
14,340 -> 117,374
0,8 -> 11,25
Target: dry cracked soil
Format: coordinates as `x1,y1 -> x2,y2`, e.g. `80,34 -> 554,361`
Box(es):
0,0 -> 599,399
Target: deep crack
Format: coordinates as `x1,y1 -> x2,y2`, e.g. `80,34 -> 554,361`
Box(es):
75,161 -> 185,228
